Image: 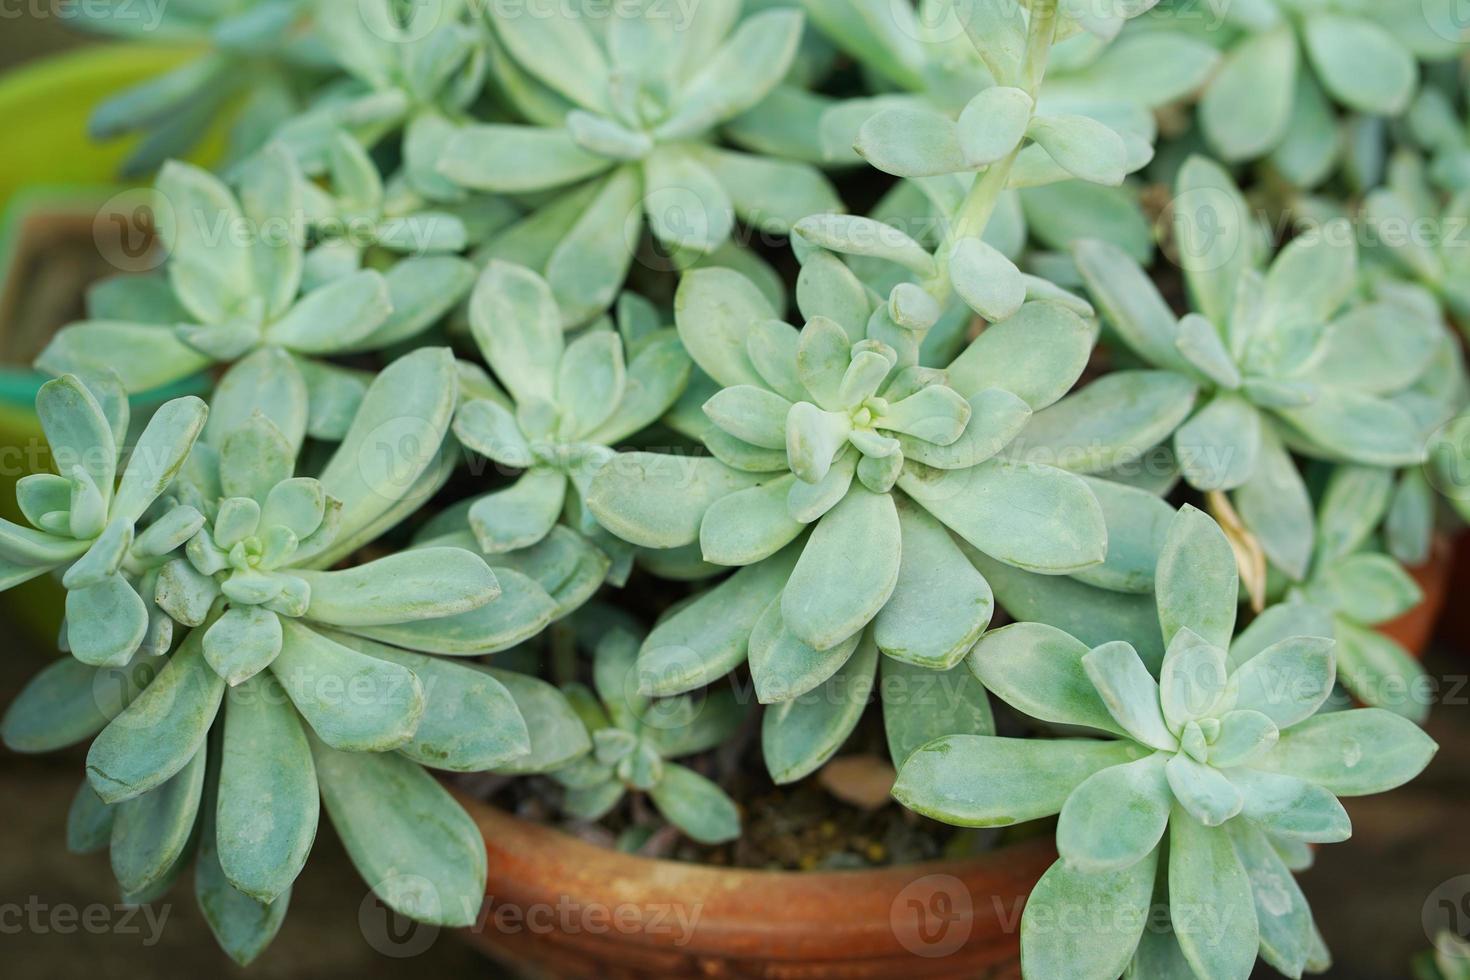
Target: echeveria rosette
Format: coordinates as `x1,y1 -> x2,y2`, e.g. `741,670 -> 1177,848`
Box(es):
70,0 -> 321,176
281,0 -> 487,201
586,264 -> 1106,780
1190,0 -> 1464,186
38,148 -> 475,439
552,630 -> 745,845
0,347 -> 597,964
1283,465 -> 1433,723
437,1 -> 842,325
1054,156 -> 1435,583
1361,150 -> 1470,326
294,129 -> 479,288
893,505 -> 1438,980
450,262 -> 693,589
0,372 -> 208,666
801,0 -> 1186,264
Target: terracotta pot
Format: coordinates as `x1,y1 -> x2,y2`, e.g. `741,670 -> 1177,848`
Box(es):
1377,533 -> 1456,656
453,794 -> 1055,980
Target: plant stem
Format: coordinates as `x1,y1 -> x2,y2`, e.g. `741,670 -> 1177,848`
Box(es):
932,0 -> 1060,294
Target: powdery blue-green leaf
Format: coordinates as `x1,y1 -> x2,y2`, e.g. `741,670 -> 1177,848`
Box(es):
761,631 -> 877,784
1005,367 -> 1191,475
1228,821 -> 1315,978
1332,620 -> 1429,723
1165,751 -> 1243,826
1228,767 -> 1350,844
748,598 -> 861,704
195,801 -> 288,967
264,270 -> 390,354
1173,155 -> 1254,325
699,475 -> 805,566
873,500 -> 993,669
1072,240 -> 1190,374
1175,393 -> 1260,492
793,214 -> 936,278
468,261 -> 564,404
945,300 -> 1094,411
37,322 -> 213,394
854,104 -> 965,177
642,145 -> 733,253
1155,505 -> 1237,650
968,623 -> 1126,736
648,763 -> 740,845
217,674 -> 318,903
896,734 -> 1142,828
639,547 -> 798,697
112,395 -> 209,524
66,781 -> 113,854
1025,114 -> 1128,186
484,666 -> 590,774
468,468 -> 568,555
673,267 -> 773,389
587,453 -> 761,549
333,635 -> 530,772
87,632 -> 224,803
1168,815 -> 1259,980
298,547 -> 499,627
1160,628 -> 1229,729
1253,708 -> 1437,796
958,86 -> 1032,167
309,348 -> 457,557
440,124 -> 611,193
110,744 -> 206,897
782,486 -> 900,651
703,385 -> 792,450
881,656 -> 994,766
655,7 -> 803,139
271,620 -> 423,752
1074,478 -> 1173,595
310,737 -> 486,927
1082,641 -> 1176,750
1233,427 -> 1313,581
948,237 -> 1025,323
2,656 -> 149,754
1199,26 -> 1297,161
203,605 -> 283,687
898,458 -> 1107,574
1303,13 -> 1415,115
1057,752 -> 1171,872
1207,709 -> 1279,769
1227,634 -> 1335,730
341,563 -> 555,656
66,574 -> 149,668
1021,848 -> 1158,980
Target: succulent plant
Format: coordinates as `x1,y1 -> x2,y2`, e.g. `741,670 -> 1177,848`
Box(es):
38,148 -> 474,438
0,347 -> 599,963
1185,0 -> 1465,185
69,0 -> 322,175
436,1 -> 842,324
280,0 -> 486,201
1052,156 -> 1437,587
585,261 -> 1109,780
0,372 -> 206,666
449,262 -> 693,586
1362,151 -> 1470,324
892,505 -> 1438,980
552,630 -> 746,844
